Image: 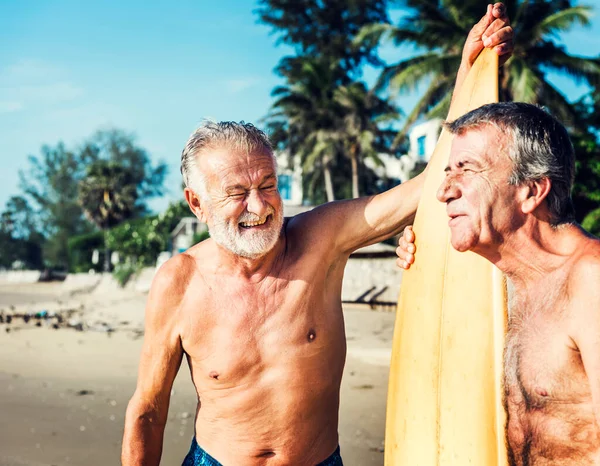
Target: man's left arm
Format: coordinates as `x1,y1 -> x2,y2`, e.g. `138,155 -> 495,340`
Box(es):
571,258 -> 600,428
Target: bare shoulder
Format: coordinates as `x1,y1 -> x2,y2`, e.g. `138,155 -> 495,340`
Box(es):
570,235 -> 600,285
286,200 -> 360,252
146,251 -> 198,322
567,236 -> 600,322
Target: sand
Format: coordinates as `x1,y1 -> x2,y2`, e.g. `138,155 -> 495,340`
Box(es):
0,281 -> 394,466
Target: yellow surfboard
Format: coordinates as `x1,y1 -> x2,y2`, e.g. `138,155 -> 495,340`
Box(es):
385,48 -> 508,465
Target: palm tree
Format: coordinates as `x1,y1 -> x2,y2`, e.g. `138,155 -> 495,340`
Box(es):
334,81 -> 400,197
266,57 -> 346,202
266,56 -> 401,202
79,161 -> 137,271
357,0 -> 600,145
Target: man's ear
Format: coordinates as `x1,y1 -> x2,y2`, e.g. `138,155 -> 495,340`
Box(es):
184,187 -> 209,223
520,178 -> 552,215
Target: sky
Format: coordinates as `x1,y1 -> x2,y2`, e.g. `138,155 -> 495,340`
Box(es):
1,0 -> 599,214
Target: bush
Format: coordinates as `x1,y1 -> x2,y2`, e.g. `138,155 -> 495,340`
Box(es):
192,230 -> 210,245
68,231 -> 104,273
112,261 -> 141,287
582,207 -> 600,237
105,201 -> 193,266
106,216 -> 164,267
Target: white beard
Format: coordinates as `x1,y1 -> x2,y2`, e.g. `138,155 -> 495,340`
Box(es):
206,204 -> 284,259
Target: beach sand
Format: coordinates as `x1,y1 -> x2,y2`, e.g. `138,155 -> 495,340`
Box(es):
0,281 -> 394,466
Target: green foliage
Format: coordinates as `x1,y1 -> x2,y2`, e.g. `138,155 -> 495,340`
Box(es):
79,129 -> 167,217
266,56 -> 400,203
105,217 -> 164,267
106,201 -> 191,266
67,231 -> 104,273
356,0 -> 600,142
79,161 -> 138,230
19,143 -> 92,268
16,129 -> 167,269
409,161 -> 428,179
112,262 -> 142,288
192,230 -> 210,245
582,208 -> 600,236
258,0 -> 402,203
572,90 -> 600,227
256,0 -> 388,76
0,196 -> 44,270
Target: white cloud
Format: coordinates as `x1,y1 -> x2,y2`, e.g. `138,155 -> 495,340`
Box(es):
225,77 -> 261,94
2,59 -> 64,81
0,59 -> 84,111
0,101 -> 24,113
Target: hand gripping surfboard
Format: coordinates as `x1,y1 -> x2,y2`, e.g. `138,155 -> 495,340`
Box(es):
384,48 -> 508,465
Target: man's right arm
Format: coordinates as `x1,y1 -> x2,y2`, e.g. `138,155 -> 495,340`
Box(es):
121,255 -> 192,466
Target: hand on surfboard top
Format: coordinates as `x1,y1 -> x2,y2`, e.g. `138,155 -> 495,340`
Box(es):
462,3 -> 513,69
452,3 -> 513,105
396,226 -> 416,270
396,4 -> 513,272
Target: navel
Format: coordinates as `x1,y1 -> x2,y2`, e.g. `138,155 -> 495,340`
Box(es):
307,328 -> 316,342
209,370 -> 219,380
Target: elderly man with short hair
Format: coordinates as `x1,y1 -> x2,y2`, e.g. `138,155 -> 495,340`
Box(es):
397,102 -> 600,465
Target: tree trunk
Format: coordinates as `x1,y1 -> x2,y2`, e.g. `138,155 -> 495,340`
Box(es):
351,145 -> 359,199
103,228 -> 111,273
324,165 -> 335,202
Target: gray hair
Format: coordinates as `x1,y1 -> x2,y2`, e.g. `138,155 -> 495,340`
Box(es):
444,102 -> 575,225
181,120 -> 274,197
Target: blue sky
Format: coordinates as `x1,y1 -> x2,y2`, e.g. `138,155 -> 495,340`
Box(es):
1,0 -> 599,214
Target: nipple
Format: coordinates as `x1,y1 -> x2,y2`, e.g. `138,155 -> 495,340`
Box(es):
307,329 -> 316,342
209,371 -> 219,380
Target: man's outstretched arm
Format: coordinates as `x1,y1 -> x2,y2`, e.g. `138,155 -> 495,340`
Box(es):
121,256 -> 190,466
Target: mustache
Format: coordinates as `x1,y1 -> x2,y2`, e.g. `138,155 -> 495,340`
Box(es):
237,208 -> 275,223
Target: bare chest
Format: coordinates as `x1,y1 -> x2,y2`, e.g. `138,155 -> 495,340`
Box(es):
504,289 -> 599,465
180,266 -> 347,391
505,291 -> 588,408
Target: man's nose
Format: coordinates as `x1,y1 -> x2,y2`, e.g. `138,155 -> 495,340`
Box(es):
436,175 -> 458,203
246,189 -> 269,216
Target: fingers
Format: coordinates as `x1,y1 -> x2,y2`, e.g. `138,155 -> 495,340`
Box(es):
396,226 -> 416,270
483,25 -> 512,45
404,225 -> 415,244
395,251 -> 414,270
481,3 -> 513,63
472,4 -> 494,37
491,2 -> 506,19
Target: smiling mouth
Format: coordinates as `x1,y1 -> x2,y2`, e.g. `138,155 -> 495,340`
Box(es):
239,215 -> 270,229
448,214 -> 464,225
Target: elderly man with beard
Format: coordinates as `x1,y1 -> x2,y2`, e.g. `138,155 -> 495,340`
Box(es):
121,5 -> 513,465
396,102 -> 600,465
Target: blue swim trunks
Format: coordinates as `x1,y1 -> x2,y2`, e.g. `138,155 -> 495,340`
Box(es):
182,437 -> 344,465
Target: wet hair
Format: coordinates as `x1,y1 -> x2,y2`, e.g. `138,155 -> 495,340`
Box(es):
444,102 -> 575,225
180,120 -> 274,197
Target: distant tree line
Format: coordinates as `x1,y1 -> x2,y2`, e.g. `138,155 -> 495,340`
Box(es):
0,129 -> 190,272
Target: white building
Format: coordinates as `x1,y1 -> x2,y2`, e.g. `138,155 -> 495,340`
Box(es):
365,118 -> 443,184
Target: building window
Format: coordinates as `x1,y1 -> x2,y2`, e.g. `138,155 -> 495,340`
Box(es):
417,135 -> 426,160
279,174 -> 292,200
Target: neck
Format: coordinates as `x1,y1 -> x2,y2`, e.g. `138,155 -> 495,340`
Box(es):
213,235 -> 285,282
474,219 -> 580,290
